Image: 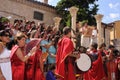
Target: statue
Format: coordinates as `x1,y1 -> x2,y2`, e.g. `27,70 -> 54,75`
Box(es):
80,20 -> 92,48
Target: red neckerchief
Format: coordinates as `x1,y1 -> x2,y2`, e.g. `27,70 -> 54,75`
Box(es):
89,50 -> 97,54
93,50 -> 97,53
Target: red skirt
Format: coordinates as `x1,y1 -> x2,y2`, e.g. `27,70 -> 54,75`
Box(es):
12,63 -> 25,80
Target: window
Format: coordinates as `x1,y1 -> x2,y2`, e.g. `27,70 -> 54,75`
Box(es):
34,11 -> 44,21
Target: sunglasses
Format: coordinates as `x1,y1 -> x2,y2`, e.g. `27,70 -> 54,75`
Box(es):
3,34 -> 10,37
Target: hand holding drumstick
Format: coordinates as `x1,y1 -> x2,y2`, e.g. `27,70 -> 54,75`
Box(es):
69,51 -> 80,59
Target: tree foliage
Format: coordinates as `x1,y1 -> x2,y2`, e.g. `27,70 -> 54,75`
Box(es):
56,0 -> 99,26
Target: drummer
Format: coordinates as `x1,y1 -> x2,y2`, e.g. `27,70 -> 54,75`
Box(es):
55,27 -> 80,80
87,43 -> 98,62
84,43 -> 106,80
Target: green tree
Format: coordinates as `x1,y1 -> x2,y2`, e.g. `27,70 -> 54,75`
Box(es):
56,0 -> 99,26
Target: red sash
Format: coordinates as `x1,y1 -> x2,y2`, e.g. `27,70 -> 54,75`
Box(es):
10,45 -> 19,59
55,36 -> 76,80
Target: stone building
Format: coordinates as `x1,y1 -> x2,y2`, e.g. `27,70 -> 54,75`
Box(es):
101,20 -> 120,50
100,23 -> 111,48
0,0 -> 59,25
89,20 -> 120,49
109,20 -> 120,40
108,20 -> 120,50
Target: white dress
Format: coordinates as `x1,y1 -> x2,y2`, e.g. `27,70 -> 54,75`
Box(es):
0,48 -> 12,80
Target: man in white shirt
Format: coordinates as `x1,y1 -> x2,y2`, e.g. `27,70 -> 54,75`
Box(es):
0,30 -> 12,80
80,21 -> 92,48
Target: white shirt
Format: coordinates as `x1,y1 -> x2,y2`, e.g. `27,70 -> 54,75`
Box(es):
90,29 -> 98,44
0,48 -> 12,80
92,30 -> 97,37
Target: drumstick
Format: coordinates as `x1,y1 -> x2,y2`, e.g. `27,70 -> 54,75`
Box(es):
72,51 -> 80,59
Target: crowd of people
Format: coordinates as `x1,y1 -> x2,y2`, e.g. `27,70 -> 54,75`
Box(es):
0,17 -> 60,80
0,17 -> 120,80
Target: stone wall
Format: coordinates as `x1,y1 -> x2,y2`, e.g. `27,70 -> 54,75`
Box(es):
0,0 -> 59,25
114,21 -> 120,39
100,24 -> 110,47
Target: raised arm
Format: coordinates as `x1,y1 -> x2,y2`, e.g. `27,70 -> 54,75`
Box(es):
15,47 -> 37,62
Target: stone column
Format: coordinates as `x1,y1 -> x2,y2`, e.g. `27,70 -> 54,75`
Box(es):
53,17 -> 62,31
69,6 -> 78,47
94,14 -> 103,46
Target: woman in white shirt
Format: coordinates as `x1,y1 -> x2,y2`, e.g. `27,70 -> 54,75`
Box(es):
0,42 -> 5,80
0,30 -> 12,80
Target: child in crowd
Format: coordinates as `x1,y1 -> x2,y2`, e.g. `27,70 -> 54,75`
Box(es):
46,65 -> 56,80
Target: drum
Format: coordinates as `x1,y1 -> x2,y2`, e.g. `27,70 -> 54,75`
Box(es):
76,53 -> 92,73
